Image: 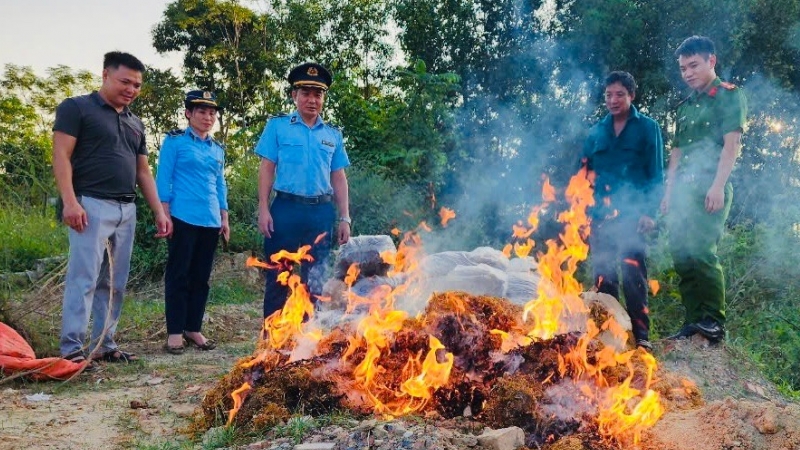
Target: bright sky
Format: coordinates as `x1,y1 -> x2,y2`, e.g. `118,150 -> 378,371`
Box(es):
0,0 -> 183,76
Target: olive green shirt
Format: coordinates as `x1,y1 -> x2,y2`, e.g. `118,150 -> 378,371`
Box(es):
675,77 -> 747,176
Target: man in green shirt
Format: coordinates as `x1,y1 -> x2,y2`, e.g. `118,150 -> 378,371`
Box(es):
663,36 -> 747,342
583,71 -> 664,351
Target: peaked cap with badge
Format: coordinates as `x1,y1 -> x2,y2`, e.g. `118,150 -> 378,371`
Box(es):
184,90 -> 223,110
287,63 -> 332,91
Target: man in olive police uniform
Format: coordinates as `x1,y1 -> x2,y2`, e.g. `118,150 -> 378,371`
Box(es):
255,62 -> 351,318
663,36 -> 747,342
583,71 -> 664,351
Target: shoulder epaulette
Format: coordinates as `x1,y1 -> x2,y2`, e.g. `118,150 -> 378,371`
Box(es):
212,138 -> 225,149
326,122 -> 344,132
719,81 -> 737,90
268,113 -> 289,120
166,128 -> 184,137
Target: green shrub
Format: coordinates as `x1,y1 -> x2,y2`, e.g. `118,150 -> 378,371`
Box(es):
0,205 -> 67,273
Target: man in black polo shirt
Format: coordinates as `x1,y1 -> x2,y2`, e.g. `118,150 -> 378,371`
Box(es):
53,51 -> 171,367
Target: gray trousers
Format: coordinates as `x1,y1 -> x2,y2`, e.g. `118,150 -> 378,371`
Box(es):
60,196 -> 136,357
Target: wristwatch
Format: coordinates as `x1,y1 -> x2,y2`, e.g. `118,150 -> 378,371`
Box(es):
339,217 -> 352,224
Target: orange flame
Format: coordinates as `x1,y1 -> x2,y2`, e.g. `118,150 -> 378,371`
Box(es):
226,382 -> 252,426
623,258 -> 639,267
512,222 -> 534,239
523,166 -> 593,339
490,329 -> 533,353
514,239 -> 535,258
439,207 -> 456,227
649,279 -> 660,295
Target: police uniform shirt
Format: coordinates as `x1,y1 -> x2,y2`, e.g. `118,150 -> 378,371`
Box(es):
254,111 -> 350,196
156,127 -> 228,227
675,77 -> 747,172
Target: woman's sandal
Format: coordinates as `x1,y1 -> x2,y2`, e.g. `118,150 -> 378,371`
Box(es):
183,332 -> 216,350
163,342 -> 185,355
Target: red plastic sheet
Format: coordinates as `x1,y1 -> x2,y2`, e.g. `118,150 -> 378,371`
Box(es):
0,322 -> 84,380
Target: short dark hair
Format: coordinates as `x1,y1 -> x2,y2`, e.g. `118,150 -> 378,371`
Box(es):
103,51 -> 146,72
604,71 -> 636,96
674,36 -> 716,59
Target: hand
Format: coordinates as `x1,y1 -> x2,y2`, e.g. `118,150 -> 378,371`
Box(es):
337,221 -> 351,245
637,215 -> 656,234
258,208 -> 274,238
660,196 -> 670,215
220,216 -> 230,243
154,212 -> 172,238
705,184 -> 725,213
62,201 -> 88,232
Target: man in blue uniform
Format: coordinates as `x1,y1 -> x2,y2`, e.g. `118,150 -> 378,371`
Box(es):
255,62 -> 351,318
157,90 -> 229,354
583,71 -> 664,351
663,36 -> 747,342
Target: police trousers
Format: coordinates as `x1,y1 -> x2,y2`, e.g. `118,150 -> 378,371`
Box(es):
262,197 -> 335,318
666,179 -> 733,325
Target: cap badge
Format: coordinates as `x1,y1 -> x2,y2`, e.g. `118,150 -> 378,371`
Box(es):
307,67 -> 318,76
203,91 -> 212,99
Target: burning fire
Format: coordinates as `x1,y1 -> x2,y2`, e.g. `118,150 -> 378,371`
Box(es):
227,166 -> 663,446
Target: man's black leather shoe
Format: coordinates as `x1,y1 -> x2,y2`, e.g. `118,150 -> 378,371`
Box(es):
694,318 -> 725,342
667,323 -> 697,340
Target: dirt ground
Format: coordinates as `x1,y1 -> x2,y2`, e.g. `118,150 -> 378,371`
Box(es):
2,286 -> 800,449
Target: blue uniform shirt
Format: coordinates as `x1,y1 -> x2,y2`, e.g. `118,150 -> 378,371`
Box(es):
254,111 -> 350,196
156,127 -> 228,227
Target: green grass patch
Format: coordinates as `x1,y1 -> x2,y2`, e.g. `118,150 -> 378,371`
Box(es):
0,205 -> 67,273
208,276 -> 262,306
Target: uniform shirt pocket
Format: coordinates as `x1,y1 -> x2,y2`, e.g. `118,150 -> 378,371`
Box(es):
277,138 -> 306,166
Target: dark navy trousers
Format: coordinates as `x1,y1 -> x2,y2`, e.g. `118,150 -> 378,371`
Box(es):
589,218 -> 650,342
262,197 -> 335,318
164,217 -> 220,334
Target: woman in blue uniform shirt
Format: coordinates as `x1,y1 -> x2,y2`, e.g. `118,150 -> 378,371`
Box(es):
156,90 -> 229,354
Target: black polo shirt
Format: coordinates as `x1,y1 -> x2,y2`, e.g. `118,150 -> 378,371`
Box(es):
53,92 -> 147,198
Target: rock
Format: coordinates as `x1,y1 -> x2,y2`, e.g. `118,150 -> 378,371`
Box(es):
356,419 -> 378,431
476,426 -> 526,450
752,409 -> 779,434
129,400 -> 148,409
452,434 -> 479,447
294,444 -> 336,450
144,376 -> 164,386
371,425 -> 388,439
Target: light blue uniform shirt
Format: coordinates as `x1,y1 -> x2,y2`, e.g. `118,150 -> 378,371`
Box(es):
254,111 -> 350,196
156,127 -> 228,228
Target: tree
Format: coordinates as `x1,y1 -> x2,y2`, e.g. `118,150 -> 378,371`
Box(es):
0,65 -> 97,205
132,67 -> 185,151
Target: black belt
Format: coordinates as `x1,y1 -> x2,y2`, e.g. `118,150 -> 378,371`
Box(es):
275,191 -> 332,204
104,194 -> 137,203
